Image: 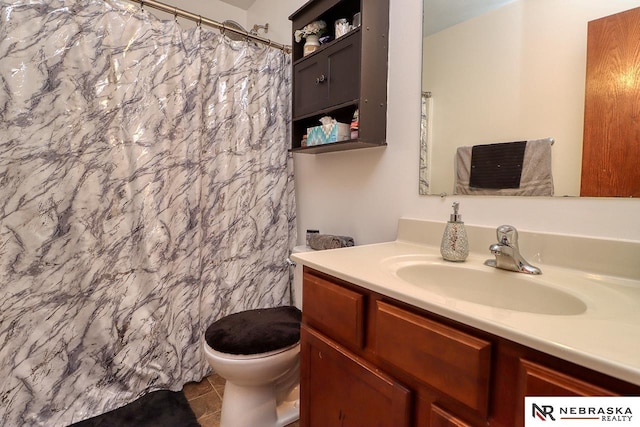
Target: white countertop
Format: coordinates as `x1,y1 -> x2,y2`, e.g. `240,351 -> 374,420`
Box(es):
291,221 -> 640,386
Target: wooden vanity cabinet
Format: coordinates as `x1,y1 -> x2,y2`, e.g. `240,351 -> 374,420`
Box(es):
289,0 -> 389,154
300,267 -> 640,427
430,405 -> 475,427
300,326 -> 411,426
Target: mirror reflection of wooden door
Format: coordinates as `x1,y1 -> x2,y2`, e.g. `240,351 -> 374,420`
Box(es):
581,7 -> 640,197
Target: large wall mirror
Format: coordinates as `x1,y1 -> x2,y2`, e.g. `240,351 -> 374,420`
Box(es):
420,0 -> 640,197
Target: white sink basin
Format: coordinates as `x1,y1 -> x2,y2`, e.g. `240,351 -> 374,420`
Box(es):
384,256 -> 587,315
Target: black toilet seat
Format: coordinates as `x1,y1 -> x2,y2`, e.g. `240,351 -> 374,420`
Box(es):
205,306 -> 302,355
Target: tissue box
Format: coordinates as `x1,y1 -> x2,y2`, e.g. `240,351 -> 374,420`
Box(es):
306,122 -> 351,146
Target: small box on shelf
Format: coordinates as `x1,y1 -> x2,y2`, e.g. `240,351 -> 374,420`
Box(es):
306,121 -> 350,146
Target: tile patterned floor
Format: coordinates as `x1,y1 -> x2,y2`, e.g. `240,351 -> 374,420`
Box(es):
183,373 -> 225,426
182,373 -> 300,427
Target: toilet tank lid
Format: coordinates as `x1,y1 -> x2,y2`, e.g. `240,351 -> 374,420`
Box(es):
292,245 -> 313,254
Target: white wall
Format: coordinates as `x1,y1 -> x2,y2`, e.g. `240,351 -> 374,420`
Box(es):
247,0 -> 307,45
249,0 -> 640,246
423,0 -> 640,197
147,0 -> 300,50
149,0 -> 302,45
145,0 -> 248,29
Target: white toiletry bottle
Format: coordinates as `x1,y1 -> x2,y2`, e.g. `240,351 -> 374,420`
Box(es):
440,202 -> 469,262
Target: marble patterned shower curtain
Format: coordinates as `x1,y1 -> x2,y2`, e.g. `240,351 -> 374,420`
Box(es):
0,1 -> 294,425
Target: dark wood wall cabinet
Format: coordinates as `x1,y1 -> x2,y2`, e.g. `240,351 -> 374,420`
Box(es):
289,0 -> 389,154
300,267 -> 640,427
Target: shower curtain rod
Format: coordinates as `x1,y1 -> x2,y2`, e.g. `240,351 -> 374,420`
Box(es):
125,0 -> 292,53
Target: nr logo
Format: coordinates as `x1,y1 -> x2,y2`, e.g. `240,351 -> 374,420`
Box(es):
533,403 -> 556,421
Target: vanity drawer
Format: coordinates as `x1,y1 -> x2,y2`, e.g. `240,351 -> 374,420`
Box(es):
517,359 -> 616,396
375,301 -> 492,416
514,359 -> 617,427
303,271 -> 365,349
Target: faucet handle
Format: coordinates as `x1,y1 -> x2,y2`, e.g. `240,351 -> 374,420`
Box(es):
496,225 -> 518,246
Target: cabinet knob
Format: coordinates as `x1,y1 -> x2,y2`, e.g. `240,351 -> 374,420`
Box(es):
315,74 -> 326,84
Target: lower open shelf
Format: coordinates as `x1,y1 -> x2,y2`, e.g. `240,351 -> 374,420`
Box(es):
289,140 -> 386,154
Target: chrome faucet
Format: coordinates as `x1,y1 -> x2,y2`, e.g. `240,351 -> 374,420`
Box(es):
484,225 -> 542,274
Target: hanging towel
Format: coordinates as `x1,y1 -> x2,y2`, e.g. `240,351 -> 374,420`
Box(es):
307,234 -> 355,250
454,137 -> 554,196
469,141 -> 527,189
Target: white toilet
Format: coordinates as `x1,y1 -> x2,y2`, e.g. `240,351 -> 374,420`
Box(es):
202,246 -> 309,427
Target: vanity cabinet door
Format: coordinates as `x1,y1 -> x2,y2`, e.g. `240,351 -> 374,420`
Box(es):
430,405 -> 475,427
300,325 -> 411,427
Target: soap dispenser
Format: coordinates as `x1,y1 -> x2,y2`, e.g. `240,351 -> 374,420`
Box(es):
440,202 -> 469,262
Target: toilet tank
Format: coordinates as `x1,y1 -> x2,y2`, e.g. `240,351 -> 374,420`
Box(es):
291,245 -> 312,310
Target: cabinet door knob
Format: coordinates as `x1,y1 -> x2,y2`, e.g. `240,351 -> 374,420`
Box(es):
315,74 -> 326,84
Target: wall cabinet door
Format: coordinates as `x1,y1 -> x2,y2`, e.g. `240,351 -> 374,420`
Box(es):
300,325 -> 411,427
293,55 -> 328,118
293,31 -> 361,119
324,33 -> 361,108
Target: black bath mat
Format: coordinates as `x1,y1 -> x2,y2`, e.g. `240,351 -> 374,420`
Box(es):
70,390 -> 199,427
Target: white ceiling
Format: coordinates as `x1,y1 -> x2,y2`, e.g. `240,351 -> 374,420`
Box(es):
424,0 -> 517,36
219,0 -> 256,10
